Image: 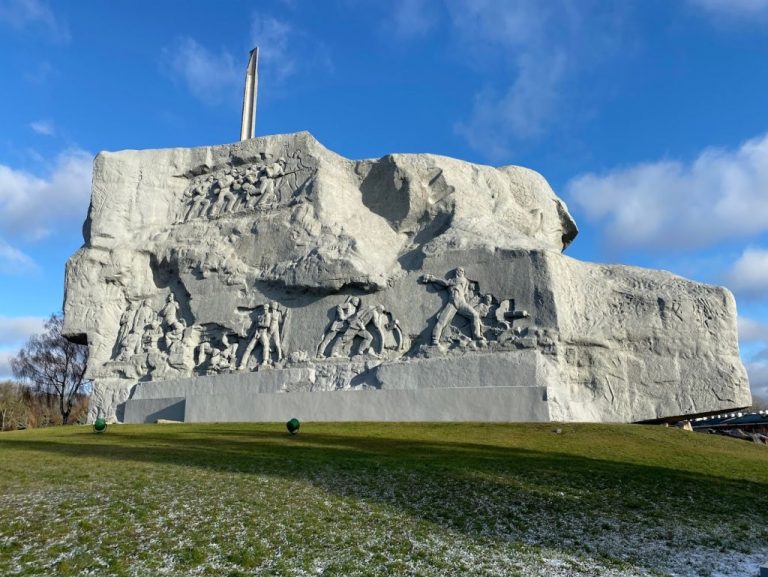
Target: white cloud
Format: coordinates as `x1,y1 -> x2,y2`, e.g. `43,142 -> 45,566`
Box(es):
0,316 -> 45,379
0,149 -> 92,258
442,0 -> 627,157
249,14 -> 333,90
29,119 -> 54,136
689,0 -> 768,19
390,0 -> 439,37
725,247 -> 768,298
0,0 -> 69,42
249,15 -> 297,83
449,1 -> 566,152
456,51 -> 567,156
162,17 -> 325,105
739,316 -> 768,343
0,350 -> 15,380
0,316 -> 45,348
0,239 -> 38,274
162,37 -> 239,105
568,133 -> 768,252
746,359 -> 768,399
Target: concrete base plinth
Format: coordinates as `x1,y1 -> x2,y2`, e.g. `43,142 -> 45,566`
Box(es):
122,385 -> 549,423
120,352 -> 553,423
182,386 -> 549,423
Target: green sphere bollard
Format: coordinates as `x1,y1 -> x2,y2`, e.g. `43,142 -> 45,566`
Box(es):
286,418 -> 300,435
93,418 -> 107,433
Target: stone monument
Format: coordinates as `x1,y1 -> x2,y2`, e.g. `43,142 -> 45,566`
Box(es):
62,130 -> 751,423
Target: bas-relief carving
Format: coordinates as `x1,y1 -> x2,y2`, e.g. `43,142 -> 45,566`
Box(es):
316,296 -> 359,358
103,266 -> 536,386
197,334 -> 239,373
96,240 -> 561,417
238,302 -> 287,370
107,294 -> 199,380
420,267 -> 486,346
108,293 -> 296,379
316,297 -> 409,360
178,154 -> 309,224
418,267 -> 530,353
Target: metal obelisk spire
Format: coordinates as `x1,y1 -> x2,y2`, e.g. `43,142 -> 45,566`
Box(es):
240,48 -> 259,140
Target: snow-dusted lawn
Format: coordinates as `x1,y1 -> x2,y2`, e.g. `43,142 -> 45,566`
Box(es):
0,423 -> 766,576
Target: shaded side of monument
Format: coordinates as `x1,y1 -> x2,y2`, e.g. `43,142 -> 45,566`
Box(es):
62,132 -> 751,423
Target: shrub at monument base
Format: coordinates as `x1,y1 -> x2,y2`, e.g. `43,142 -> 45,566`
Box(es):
286,417 -> 300,435
1,423 -> 766,577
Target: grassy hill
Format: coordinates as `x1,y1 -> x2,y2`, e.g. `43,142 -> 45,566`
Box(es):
1,422 -> 767,576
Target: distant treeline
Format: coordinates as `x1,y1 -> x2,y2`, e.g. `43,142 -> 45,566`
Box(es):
0,381 -> 89,431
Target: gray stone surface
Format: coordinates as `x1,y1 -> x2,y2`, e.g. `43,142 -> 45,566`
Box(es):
63,132 -> 751,423
181,387 -> 550,423
123,397 -> 185,424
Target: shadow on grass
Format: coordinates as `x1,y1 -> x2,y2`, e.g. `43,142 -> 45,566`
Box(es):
3,425 -> 768,572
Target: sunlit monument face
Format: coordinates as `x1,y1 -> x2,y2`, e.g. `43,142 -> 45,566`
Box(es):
61,51 -> 750,425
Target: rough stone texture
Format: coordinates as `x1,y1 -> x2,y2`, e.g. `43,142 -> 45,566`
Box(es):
63,132 -> 751,423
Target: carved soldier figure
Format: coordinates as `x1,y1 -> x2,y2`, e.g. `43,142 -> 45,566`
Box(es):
266,302 -> 284,363
165,319 -> 194,371
420,267 -> 486,346
141,320 -> 163,353
180,186 -> 198,221
115,300 -> 139,356
185,177 -> 213,220
229,170 -> 245,210
240,181 -> 258,209
242,166 -> 264,210
117,329 -> 141,361
206,334 -> 239,372
160,293 -> 183,333
317,296 -> 360,358
220,334 -> 240,369
255,157 -> 286,206
238,303 -> 275,369
164,318 -> 186,350
332,303 -> 385,357
210,172 -> 237,217
387,314 -> 407,353
132,299 -> 156,340
475,294 -> 495,326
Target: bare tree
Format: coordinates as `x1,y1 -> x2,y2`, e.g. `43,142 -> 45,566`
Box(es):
11,314 -> 89,425
0,381 -> 27,431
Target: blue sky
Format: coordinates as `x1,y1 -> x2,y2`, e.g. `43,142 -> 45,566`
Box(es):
1,0 -> 767,399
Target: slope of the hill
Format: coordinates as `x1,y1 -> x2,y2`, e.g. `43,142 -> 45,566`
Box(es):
1,423 -> 766,576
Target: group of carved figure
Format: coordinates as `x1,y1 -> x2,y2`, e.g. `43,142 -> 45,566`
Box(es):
196,302 -> 287,372
114,293 -> 192,371
114,296 -> 288,375
316,297 -> 406,359
420,267 -> 529,349
180,158 -> 287,222
111,268 -> 530,378
313,267 -> 527,358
